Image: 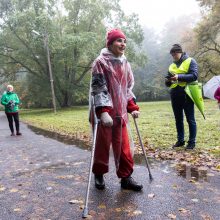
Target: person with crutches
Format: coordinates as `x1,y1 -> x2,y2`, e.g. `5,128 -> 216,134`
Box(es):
90,28 -> 143,191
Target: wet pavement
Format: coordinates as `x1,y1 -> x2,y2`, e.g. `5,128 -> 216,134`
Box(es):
0,112 -> 219,220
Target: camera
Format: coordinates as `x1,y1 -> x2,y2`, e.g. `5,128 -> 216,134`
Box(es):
7,100 -> 15,110
165,72 -> 175,87
165,71 -> 175,80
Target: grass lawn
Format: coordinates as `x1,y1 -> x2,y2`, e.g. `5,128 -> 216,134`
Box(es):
20,100 -> 219,154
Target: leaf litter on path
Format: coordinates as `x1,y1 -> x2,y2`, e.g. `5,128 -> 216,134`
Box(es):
135,145 -> 220,172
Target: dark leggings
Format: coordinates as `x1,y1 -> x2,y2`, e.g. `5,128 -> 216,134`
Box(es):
6,112 -> 20,133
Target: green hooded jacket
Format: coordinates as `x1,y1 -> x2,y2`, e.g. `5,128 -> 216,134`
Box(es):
1,91 -> 20,113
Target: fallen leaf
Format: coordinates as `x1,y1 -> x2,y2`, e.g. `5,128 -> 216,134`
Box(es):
191,198 -> 199,203
85,215 -> 92,219
148,193 -> 155,198
79,205 -> 84,209
56,175 -> 74,179
170,163 -> 177,168
167,213 -> 176,219
98,204 -> 106,209
216,164 -> 220,170
10,188 -> 19,193
69,199 -> 83,204
189,179 -> 196,183
0,186 -> 6,191
178,208 -> 188,213
172,184 -> 178,189
115,208 -> 122,212
88,210 -> 96,216
201,214 -> 213,220
73,162 -> 85,166
133,210 -> 142,215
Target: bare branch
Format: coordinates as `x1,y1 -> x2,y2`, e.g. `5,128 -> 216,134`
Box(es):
8,23 -> 46,73
0,53 -> 42,77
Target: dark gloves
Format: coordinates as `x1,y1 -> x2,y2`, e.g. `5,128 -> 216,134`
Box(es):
165,72 -> 175,80
165,72 -> 174,87
165,79 -> 172,87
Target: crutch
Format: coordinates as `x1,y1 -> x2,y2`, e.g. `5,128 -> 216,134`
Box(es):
82,96 -> 99,218
133,117 -> 153,181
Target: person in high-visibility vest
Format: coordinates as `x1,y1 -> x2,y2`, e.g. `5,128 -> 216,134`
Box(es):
165,44 -> 198,150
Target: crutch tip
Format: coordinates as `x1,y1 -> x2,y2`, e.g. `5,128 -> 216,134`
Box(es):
149,174 -> 153,182
82,207 -> 88,218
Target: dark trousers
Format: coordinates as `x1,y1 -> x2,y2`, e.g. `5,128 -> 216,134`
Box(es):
6,112 -> 20,134
170,86 -> 197,144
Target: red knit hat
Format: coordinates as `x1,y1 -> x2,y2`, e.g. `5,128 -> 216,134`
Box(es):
106,29 -> 126,47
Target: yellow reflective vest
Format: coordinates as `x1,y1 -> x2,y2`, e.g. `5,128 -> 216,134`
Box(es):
168,57 -> 192,88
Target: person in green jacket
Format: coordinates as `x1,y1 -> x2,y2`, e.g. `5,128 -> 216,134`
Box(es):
1,85 -> 22,136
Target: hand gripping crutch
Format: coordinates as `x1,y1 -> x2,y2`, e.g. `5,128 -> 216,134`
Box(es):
82,96 -> 99,218
133,117 -> 153,181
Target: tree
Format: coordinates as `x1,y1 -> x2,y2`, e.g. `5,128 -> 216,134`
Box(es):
134,14 -> 201,101
0,0 -> 146,107
194,0 -> 220,79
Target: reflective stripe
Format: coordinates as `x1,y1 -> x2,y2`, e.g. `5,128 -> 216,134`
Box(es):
169,57 -> 192,88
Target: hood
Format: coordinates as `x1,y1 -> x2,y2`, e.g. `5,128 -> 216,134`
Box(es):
100,48 -> 127,63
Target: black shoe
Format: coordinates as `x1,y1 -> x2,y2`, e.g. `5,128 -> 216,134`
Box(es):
94,175 -> 105,190
121,176 -> 143,191
185,143 -> 195,150
16,132 -> 22,136
172,141 -> 185,148
11,132 -> 15,136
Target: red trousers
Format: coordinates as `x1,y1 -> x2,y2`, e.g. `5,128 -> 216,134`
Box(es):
92,122 -> 134,178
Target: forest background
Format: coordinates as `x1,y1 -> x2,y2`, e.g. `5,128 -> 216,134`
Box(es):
0,0 -> 219,108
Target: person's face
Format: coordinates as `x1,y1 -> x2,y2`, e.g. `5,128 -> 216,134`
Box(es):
171,52 -> 182,61
109,38 -> 126,57
7,86 -> 13,92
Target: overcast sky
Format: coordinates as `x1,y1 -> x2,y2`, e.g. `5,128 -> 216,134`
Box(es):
120,0 -> 201,32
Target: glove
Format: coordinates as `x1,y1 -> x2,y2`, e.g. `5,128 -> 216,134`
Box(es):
165,71 -> 174,80
100,112 -> 113,127
165,72 -> 173,87
131,110 -> 140,118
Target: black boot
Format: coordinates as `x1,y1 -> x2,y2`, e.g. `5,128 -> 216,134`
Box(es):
172,141 -> 185,148
121,176 -> 143,191
185,142 -> 195,150
94,174 -> 105,190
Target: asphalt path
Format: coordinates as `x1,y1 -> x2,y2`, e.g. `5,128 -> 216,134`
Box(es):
0,112 -> 219,220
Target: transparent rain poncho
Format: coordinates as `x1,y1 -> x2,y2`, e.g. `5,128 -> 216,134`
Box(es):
89,48 -> 136,171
